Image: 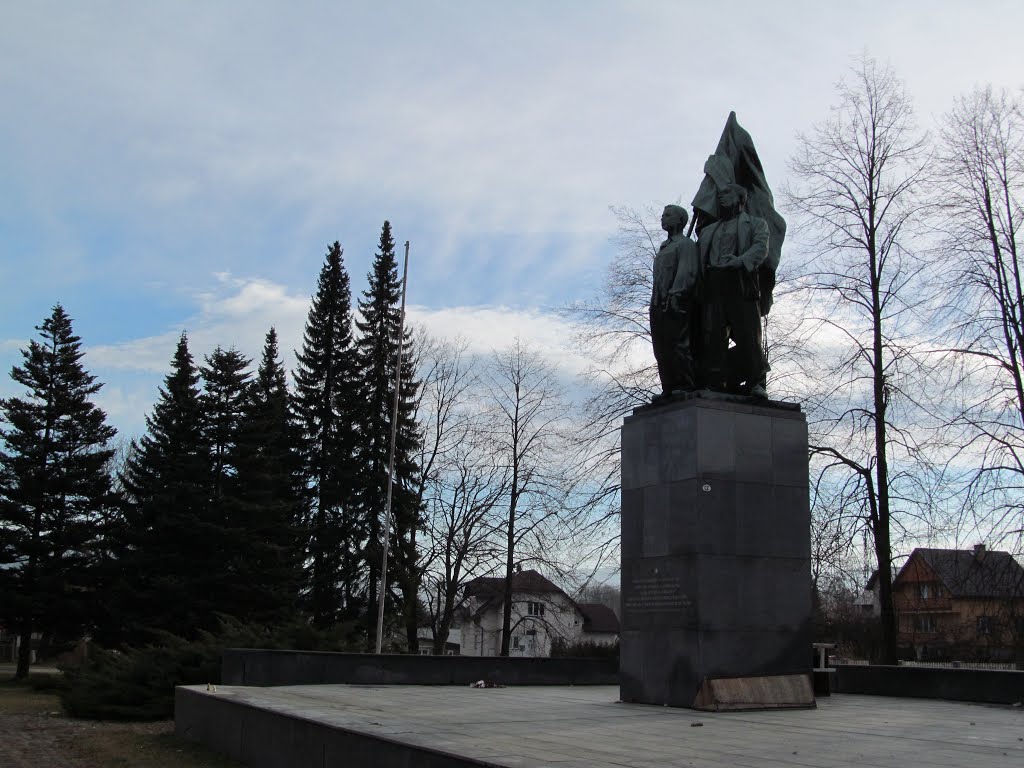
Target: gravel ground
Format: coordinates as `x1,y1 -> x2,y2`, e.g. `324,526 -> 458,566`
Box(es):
0,710 -> 172,768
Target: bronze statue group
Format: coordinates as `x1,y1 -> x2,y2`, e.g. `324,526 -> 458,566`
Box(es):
650,112 -> 784,402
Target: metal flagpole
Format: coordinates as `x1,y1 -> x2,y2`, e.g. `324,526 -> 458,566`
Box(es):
375,240 -> 410,654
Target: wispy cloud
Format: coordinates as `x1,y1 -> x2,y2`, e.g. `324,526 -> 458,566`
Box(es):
73,272 -> 589,438
5,1 -> 1024,448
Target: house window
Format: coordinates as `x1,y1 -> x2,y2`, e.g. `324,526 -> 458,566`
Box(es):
917,583 -> 931,599
527,601 -> 545,617
976,616 -> 993,638
419,648 -> 432,656
913,615 -> 936,633
512,636 -> 521,649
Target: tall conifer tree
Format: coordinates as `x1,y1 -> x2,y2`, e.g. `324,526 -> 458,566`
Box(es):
293,242 -> 362,628
115,333 -> 220,646
200,346 -> 252,505
227,328 -> 305,625
0,305 -> 116,678
354,221 -> 423,649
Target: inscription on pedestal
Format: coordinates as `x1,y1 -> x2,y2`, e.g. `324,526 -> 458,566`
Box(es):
622,557 -> 695,629
625,575 -> 689,612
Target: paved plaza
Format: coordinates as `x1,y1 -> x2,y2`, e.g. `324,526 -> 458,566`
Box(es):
180,683 -> 1024,767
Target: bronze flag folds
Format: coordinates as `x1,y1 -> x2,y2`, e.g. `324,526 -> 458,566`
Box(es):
691,112 -> 785,315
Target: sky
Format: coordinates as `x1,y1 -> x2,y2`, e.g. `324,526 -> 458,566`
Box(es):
2,1 -> 1023,439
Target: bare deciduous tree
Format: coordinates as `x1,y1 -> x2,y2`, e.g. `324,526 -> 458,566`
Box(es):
568,204 -> 662,418
485,339 -> 576,656
413,336 -> 508,654
934,87 -> 1024,553
423,437 -> 507,654
784,55 -> 932,663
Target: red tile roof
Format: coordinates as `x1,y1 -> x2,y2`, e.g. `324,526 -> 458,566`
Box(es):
897,547 -> 1024,599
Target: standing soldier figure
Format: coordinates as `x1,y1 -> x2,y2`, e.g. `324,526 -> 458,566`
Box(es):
697,184 -> 769,398
650,204 -> 701,400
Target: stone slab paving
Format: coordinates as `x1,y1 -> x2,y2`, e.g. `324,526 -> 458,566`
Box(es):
187,684 -> 1024,767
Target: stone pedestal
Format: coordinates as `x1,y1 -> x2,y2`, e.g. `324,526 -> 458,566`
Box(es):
619,395 -> 813,709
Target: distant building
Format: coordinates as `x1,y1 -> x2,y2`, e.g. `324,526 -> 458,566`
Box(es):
458,569 -> 619,657
415,627 -> 462,655
893,545 -> 1024,661
576,602 -> 620,647
0,625 -> 41,664
852,570 -> 881,617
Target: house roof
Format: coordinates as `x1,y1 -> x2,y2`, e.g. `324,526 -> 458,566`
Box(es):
898,547 -> 1024,599
464,570 -> 569,600
577,603 -> 620,634
463,570 -> 585,625
865,569 -> 879,590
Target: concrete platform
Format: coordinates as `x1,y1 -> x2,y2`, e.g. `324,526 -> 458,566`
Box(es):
176,684 -> 1024,767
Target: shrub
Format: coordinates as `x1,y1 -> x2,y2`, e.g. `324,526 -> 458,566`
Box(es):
549,637 -> 619,659
59,617 -> 362,721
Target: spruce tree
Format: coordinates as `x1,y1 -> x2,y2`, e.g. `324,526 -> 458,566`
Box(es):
293,242 -> 362,628
115,333 -> 221,647
200,346 -> 252,505
354,221 -> 423,650
0,305 -> 116,678
226,328 -> 305,626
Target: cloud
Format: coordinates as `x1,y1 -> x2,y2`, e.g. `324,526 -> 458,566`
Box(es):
92,384 -> 158,440
408,304 -> 590,376
7,1 -> 1024,346
76,272 -> 592,438
87,274 -> 310,372
7,1 -> 1024,452
87,272 -> 587,374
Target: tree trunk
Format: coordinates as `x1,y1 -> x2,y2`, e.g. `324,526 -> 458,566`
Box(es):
500,498 -> 516,656
366,561 -> 379,651
433,585 -> 455,655
872,295 -> 899,665
873,520 -> 898,664
403,523 -> 420,653
15,617 -> 33,679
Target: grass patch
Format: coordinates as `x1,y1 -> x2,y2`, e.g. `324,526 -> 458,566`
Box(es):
71,726 -> 244,768
0,675 -> 242,767
0,677 -> 63,715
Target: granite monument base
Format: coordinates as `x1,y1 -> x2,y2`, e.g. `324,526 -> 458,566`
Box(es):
619,394 -> 813,709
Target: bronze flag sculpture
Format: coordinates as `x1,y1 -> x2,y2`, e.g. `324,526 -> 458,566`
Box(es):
650,111 -> 786,400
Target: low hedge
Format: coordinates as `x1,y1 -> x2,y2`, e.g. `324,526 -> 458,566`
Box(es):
60,618 -> 362,721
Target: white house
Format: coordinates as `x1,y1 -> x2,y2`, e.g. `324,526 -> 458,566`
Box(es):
458,569 -> 619,657
415,626 -> 462,655
576,603 -> 620,647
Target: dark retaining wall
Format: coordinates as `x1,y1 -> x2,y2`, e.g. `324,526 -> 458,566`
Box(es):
833,664 -> 1024,705
221,652 -> 1023,705
222,649 -> 619,687
176,686 -> 483,768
